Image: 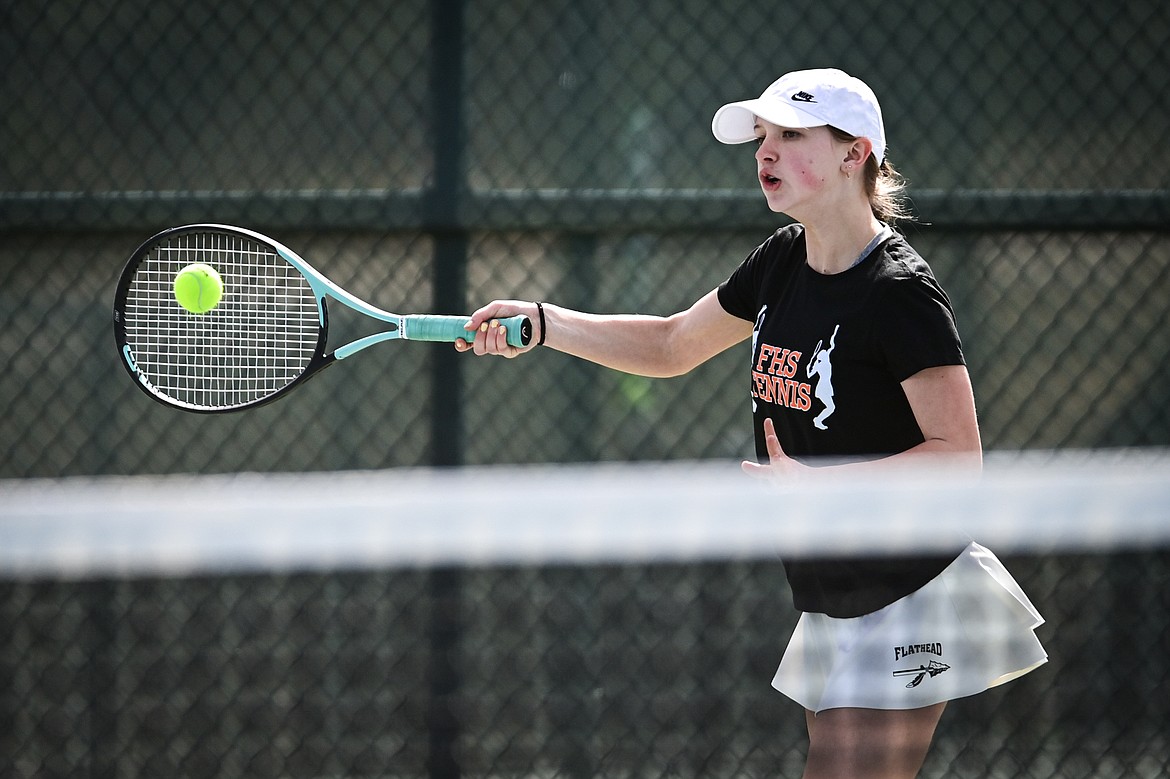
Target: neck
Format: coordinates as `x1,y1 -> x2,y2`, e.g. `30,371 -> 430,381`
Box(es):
802,208 -> 886,275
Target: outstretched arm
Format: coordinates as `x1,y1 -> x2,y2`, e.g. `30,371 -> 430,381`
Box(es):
456,289 -> 752,378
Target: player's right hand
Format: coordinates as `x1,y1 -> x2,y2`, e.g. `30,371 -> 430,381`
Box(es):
456,300 -> 539,358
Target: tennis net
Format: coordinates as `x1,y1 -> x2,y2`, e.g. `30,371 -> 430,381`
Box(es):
2,450 -> 1168,778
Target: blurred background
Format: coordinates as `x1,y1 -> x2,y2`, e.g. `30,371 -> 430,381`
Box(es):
2,0 -> 1168,777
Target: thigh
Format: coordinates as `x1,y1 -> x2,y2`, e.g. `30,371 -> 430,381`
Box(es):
803,704 -> 946,779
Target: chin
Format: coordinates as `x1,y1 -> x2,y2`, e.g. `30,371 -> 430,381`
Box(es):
762,195 -> 791,215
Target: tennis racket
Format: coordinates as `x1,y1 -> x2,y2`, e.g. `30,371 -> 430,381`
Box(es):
112,223 -> 531,413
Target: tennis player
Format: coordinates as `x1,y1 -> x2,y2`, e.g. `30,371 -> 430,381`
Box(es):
457,68 -> 1047,779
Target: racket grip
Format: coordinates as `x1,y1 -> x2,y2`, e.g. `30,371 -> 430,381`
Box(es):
403,314 -> 533,348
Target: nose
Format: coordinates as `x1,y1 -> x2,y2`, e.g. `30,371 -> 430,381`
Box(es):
755,140 -> 776,164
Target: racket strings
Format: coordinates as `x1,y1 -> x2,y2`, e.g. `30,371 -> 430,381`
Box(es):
121,231 -> 321,410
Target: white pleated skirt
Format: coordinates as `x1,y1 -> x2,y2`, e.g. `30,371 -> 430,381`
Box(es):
772,542 -> 1048,713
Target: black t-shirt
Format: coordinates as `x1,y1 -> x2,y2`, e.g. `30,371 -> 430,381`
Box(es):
718,223 -> 967,618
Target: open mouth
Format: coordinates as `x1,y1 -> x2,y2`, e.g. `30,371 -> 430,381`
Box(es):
760,173 -> 781,189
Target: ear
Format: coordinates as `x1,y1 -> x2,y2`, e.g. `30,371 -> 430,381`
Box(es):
841,137 -> 874,172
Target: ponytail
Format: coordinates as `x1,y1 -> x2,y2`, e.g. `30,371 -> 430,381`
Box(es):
866,156 -> 914,225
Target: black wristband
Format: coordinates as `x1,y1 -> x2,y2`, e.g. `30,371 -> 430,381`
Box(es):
536,301 -> 547,346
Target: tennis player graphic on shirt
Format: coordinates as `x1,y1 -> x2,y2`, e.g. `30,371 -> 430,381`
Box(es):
750,305 -> 768,412
807,324 -> 840,430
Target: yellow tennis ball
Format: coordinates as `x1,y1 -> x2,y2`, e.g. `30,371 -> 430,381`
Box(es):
173,263 -> 224,314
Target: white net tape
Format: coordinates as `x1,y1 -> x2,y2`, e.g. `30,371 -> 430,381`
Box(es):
3,449 -> 1167,580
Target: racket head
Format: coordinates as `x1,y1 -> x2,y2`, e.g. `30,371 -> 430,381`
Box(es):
112,224 -> 331,413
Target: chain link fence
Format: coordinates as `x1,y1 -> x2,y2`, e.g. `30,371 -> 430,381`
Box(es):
2,0 -> 1169,777
2,0 -> 1168,476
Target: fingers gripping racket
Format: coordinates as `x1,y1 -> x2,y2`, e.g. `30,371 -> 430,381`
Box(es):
112,224 -> 531,413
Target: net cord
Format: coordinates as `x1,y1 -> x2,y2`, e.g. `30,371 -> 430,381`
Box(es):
2,450 -> 1167,580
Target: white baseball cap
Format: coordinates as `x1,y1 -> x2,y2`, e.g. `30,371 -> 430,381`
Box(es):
711,68 -> 886,164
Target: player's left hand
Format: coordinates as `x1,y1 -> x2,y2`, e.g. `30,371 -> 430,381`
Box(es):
741,417 -> 809,480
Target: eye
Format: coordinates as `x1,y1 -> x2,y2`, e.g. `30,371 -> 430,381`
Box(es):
782,130 -> 802,139
753,136 -> 765,147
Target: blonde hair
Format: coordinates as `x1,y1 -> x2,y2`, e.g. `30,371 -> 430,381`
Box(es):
828,126 -> 913,224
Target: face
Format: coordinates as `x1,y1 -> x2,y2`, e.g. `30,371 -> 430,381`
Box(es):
752,119 -> 848,217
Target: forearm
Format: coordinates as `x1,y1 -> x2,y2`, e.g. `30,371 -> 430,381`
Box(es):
460,290 -> 751,375
746,417 -> 982,483
540,304 -> 693,378
835,439 -> 983,473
